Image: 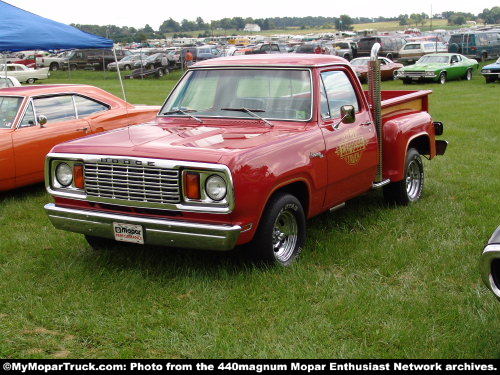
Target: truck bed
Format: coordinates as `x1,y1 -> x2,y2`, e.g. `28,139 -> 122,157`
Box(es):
365,90 -> 432,117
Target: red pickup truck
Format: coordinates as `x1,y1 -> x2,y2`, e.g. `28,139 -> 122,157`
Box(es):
44,47 -> 447,266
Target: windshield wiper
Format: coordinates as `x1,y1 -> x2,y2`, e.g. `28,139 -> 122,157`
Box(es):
221,107 -> 273,127
163,107 -> 203,123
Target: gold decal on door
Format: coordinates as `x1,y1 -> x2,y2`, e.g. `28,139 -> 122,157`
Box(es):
335,129 -> 368,165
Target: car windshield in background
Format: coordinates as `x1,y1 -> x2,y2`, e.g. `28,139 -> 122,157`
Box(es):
350,59 -> 369,66
404,44 -> 421,50
146,53 -> 161,61
161,69 -> 312,121
333,43 -> 349,49
417,55 -> 449,64
0,96 -> 22,129
295,45 -> 315,53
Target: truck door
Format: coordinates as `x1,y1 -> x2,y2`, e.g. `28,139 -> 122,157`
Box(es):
318,68 -> 378,207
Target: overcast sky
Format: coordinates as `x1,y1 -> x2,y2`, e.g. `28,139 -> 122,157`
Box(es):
6,0 -> 499,29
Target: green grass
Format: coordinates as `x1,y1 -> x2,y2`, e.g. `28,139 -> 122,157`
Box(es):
0,64 -> 499,359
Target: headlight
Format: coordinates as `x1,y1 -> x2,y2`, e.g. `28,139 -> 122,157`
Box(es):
205,175 -> 227,201
55,162 -> 73,187
425,71 -> 436,76
482,69 -> 491,73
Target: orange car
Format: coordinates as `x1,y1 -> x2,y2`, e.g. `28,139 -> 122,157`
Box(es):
0,85 -> 159,191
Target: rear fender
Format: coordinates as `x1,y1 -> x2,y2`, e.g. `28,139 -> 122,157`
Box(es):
382,111 -> 435,182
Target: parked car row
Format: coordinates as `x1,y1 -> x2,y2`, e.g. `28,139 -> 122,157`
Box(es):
0,64 -> 50,84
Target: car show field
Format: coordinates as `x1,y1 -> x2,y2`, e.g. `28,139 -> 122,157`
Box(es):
0,66 -> 498,358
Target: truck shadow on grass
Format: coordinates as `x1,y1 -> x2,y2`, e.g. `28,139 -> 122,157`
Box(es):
77,191 -> 391,277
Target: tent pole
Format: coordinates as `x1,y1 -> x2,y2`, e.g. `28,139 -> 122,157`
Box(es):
113,47 -> 127,102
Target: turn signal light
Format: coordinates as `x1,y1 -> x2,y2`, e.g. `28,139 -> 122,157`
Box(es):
73,164 -> 85,189
184,172 -> 201,200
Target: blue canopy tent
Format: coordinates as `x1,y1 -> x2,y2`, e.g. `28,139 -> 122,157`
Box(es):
0,1 -> 126,100
0,1 -> 113,51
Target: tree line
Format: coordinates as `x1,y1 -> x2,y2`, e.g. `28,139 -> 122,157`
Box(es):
72,7 -> 499,43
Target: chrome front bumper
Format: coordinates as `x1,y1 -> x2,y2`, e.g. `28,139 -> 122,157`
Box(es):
481,244 -> 500,301
44,204 -> 241,251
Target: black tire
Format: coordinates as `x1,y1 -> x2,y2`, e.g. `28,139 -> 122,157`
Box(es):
402,78 -> 412,84
485,76 -> 496,83
124,64 -> 131,70
26,78 -> 36,84
480,53 -> 487,62
49,62 -> 59,71
386,53 -> 393,60
157,68 -> 164,77
464,69 -> 472,81
248,193 -> 306,266
70,64 -> 77,71
439,72 -> 446,84
383,148 -> 424,205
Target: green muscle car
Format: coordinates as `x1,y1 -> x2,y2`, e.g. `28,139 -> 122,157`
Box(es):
395,53 -> 479,84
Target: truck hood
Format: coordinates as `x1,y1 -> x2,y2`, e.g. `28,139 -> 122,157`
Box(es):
51,122 -> 301,164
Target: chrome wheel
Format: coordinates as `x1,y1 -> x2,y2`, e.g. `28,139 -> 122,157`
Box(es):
406,159 -> 423,201
439,72 -> 446,84
272,209 -> 298,262
466,69 -> 472,80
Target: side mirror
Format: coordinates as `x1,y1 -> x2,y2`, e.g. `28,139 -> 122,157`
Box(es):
37,115 -> 47,127
340,105 -> 356,124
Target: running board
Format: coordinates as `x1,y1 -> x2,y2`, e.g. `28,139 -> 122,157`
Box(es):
372,179 -> 391,189
329,202 -> 346,212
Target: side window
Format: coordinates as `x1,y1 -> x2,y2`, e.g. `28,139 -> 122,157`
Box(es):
74,96 -> 109,117
271,44 -> 279,52
451,55 -> 459,63
320,70 -> 359,118
261,44 -> 271,52
33,95 -> 76,123
19,102 -> 37,128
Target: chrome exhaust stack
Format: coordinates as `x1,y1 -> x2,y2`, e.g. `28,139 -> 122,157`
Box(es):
367,43 -> 385,184
480,227 -> 500,301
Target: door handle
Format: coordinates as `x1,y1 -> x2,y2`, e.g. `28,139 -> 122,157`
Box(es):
77,127 -> 89,132
360,121 -> 372,126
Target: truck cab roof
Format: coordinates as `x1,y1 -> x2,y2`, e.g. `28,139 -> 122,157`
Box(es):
192,53 -> 349,68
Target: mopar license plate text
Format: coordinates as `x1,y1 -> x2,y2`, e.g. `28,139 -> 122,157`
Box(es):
113,223 -> 144,244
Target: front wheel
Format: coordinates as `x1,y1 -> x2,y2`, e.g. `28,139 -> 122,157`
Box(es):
249,193 -> 306,266
383,148 -> 424,205
485,76 -> 496,83
26,78 -> 36,84
439,72 -> 446,84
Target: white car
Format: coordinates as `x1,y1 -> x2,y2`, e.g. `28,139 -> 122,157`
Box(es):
398,42 -> 448,65
0,64 -> 50,84
0,76 -> 21,88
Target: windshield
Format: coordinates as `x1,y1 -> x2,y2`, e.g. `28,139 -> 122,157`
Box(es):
146,53 -> 161,61
350,58 -> 369,66
0,96 -> 22,129
161,69 -> 312,121
417,55 -> 449,64
404,44 -> 421,50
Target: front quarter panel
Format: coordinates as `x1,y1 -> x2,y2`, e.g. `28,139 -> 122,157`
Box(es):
220,126 -> 327,244
0,131 -> 15,191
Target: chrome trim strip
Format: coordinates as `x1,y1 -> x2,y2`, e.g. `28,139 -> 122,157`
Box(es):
45,153 -> 235,214
44,203 -> 241,251
480,244 -> 500,301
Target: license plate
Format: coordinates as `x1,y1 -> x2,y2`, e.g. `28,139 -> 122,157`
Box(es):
113,222 -> 144,244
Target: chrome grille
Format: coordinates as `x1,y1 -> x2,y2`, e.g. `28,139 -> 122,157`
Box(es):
405,71 -> 426,77
84,162 -> 181,204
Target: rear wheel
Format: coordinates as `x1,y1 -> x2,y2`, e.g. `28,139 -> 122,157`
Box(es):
439,72 -> 447,84
480,53 -> 488,62
249,193 -> 306,266
465,69 -> 472,81
383,148 -> 424,205
124,64 -> 131,70
486,76 -> 497,83
49,62 -> 59,71
26,78 -> 36,84
157,68 -> 164,77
